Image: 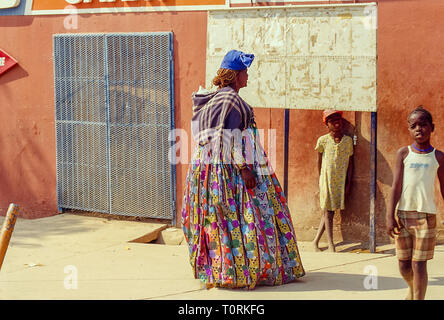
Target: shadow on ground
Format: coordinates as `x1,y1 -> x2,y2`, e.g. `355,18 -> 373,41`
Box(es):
249,272 -> 444,293
6,211 -> 168,248
9,217 -> 98,248
301,241 -> 396,255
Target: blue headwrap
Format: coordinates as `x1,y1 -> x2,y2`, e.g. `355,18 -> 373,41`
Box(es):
220,50 -> 254,71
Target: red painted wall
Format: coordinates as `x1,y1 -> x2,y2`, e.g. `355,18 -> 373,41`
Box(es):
1,0 -> 443,245
376,0 -> 444,243
255,0 -> 444,244
0,12 -> 208,218
276,0 -> 444,243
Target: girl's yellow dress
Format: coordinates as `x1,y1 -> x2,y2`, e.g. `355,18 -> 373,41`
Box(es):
315,134 -> 354,211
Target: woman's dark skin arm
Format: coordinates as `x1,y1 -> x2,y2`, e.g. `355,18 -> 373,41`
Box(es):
225,107 -> 256,190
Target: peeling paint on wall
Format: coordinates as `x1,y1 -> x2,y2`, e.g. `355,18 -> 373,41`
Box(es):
207,5 -> 377,112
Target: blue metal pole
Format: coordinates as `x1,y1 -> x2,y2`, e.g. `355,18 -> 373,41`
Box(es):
104,35 -> 113,214
370,111 -> 377,253
284,109 -> 290,199
169,32 -> 177,227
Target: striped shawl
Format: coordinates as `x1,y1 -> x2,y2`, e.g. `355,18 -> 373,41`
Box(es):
191,86 -> 253,146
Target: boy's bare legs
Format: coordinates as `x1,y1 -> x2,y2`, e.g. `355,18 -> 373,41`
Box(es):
412,261 -> 428,300
324,210 -> 336,252
399,260 -> 428,300
311,216 -> 325,252
398,260 -> 414,300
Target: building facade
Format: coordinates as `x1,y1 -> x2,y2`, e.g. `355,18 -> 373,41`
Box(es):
1,0 -> 443,245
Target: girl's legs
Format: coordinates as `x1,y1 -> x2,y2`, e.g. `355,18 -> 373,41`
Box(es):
312,216 -> 325,252
398,260 -> 414,300
312,210 -> 335,252
324,210 -> 335,252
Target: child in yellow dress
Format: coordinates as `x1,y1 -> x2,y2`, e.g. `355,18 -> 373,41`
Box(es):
312,110 -> 354,252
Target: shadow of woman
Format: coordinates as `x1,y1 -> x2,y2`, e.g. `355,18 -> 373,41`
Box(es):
250,271 -> 407,293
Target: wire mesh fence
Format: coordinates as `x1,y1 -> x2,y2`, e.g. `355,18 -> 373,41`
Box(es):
53,33 -> 175,220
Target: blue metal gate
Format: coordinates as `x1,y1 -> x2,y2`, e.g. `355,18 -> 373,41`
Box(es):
53,33 -> 175,220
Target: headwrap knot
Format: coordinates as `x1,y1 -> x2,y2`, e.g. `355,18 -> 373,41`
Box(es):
220,50 -> 254,71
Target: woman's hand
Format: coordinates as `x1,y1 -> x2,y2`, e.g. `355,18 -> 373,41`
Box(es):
241,168 -> 256,189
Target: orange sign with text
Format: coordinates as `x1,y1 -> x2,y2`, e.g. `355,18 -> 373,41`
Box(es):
32,0 -> 226,12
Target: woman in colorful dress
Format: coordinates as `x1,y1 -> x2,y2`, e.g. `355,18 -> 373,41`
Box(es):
181,50 -> 305,289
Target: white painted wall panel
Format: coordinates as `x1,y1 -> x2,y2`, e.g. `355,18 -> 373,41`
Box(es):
206,4 -> 377,111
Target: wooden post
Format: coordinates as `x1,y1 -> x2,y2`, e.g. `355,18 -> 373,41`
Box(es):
0,203 -> 20,270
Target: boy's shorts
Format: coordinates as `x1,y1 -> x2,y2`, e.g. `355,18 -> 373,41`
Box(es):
395,210 -> 437,261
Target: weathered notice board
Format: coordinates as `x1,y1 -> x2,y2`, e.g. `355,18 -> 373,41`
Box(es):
206,4 -> 377,111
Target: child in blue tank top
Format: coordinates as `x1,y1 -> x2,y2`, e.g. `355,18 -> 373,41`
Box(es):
387,106 -> 444,300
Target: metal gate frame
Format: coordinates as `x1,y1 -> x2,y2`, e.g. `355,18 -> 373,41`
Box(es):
53,32 -> 176,222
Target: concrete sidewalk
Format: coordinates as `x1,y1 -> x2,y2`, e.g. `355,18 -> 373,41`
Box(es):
1,214 -> 443,300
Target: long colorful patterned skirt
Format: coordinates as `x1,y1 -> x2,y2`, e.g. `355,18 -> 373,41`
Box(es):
181,127 -> 305,289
